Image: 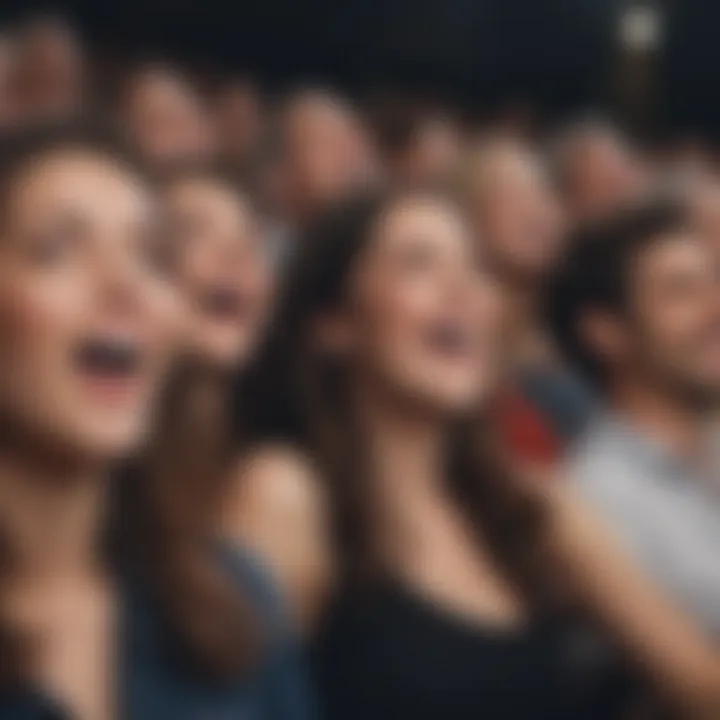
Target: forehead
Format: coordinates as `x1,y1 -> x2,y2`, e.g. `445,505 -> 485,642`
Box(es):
288,98 -> 355,142
633,231 -> 711,285
23,24 -> 78,56
580,132 -> 628,166
373,196 -> 468,249
6,150 -> 152,225
167,177 -> 250,223
495,148 -> 543,187
130,72 -> 195,112
474,145 -> 540,198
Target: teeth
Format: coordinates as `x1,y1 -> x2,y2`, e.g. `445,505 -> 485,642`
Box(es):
199,288 -> 245,318
75,338 -> 141,376
425,323 -> 473,354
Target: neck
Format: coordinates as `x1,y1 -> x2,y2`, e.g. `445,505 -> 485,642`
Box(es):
354,381 -> 448,554
610,376 -> 703,458
0,442 -> 107,581
184,362 -> 229,423
357,383 -> 445,488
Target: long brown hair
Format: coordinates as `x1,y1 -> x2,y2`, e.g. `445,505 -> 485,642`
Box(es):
0,121 -> 260,685
238,187 -> 554,606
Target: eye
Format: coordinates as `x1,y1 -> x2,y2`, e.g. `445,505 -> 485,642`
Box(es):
137,222 -> 174,278
170,211 -> 207,254
25,220 -> 82,267
395,238 -> 438,274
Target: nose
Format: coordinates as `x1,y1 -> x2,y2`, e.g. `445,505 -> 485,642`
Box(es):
212,232 -> 255,277
93,245 -> 148,321
442,260 -> 479,308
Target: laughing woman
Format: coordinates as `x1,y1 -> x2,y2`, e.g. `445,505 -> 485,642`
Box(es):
144,164 -> 275,579
0,123 -> 310,720
230,189 -> 720,719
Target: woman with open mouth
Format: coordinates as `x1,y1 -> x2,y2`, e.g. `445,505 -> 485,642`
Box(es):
0,123 -> 310,720
147,164 -> 274,564
230,188 -> 720,719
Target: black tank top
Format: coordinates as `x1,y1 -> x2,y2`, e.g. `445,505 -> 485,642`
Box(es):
313,581 -> 634,720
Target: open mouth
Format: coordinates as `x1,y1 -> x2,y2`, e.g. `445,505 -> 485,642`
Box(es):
422,321 -> 475,359
73,337 -> 142,381
197,287 -> 248,320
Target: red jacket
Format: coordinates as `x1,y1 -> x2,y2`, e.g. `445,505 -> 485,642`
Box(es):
494,388 -> 563,466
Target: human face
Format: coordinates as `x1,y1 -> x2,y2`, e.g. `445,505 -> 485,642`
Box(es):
403,116 -> 462,185
340,196 -> 501,415
166,177 -> 272,369
474,145 -> 565,279
126,70 -> 214,166
15,21 -> 84,120
624,232 -> 720,401
568,132 -> 646,222
214,82 -> 262,161
0,150 -> 179,462
284,96 -> 376,219
689,178 -> 720,257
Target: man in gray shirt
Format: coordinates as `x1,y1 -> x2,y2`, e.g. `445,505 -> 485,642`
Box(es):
546,196 -> 720,637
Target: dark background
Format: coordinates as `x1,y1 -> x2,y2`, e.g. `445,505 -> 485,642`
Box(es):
1,0 -> 719,139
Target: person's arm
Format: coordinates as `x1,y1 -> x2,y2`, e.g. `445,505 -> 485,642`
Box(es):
221,444 -> 333,634
544,481 -> 720,719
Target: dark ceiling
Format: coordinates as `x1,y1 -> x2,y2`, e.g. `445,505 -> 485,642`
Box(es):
2,0 -> 720,137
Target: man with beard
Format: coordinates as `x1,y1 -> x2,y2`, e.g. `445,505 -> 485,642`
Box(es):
547,196 -> 720,638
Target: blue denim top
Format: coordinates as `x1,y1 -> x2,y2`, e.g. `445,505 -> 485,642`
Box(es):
0,546 -> 314,720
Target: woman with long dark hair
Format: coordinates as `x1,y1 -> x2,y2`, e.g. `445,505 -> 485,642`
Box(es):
230,188 -> 720,719
144,164 -> 273,548
0,122 -> 310,720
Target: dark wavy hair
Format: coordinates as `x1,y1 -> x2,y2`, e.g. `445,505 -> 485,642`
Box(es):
544,195 -> 690,389
0,120 -> 260,685
238,187 -> 555,604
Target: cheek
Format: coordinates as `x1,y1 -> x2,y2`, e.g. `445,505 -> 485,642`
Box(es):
354,281 -> 438,384
308,144 -> 354,193
0,278 -> 86,434
145,283 -> 184,367
486,197 -> 521,243
0,279 -> 81,368
176,240 -> 211,290
635,304 -> 697,374
655,299 -> 704,348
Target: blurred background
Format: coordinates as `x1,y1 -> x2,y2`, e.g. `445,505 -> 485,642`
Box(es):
0,2 -> 719,718
1,0 -> 718,141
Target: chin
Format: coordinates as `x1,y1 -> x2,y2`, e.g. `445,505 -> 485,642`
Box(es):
200,346 -> 245,371
63,408 -> 153,462
413,383 -> 488,417
79,426 -> 148,461
194,333 -> 251,370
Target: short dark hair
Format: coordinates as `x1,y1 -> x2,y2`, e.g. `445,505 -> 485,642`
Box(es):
544,195 -> 690,387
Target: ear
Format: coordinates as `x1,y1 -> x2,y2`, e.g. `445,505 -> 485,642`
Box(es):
579,308 -> 629,367
311,310 -> 355,358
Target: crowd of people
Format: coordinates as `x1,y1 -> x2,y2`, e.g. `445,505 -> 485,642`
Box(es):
0,12 -> 718,720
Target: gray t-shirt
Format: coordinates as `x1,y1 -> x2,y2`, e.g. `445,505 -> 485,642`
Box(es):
568,412 -> 720,637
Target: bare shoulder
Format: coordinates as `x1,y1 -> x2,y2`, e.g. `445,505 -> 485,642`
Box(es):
227,443 -> 325,520
222,443 -> 332,631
